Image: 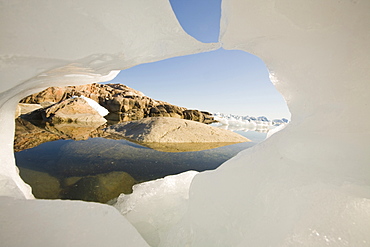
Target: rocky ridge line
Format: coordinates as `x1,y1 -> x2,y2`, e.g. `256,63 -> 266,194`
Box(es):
20,83 -> 215,124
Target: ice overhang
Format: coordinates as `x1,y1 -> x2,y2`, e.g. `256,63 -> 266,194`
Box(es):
0,0 -> 369,246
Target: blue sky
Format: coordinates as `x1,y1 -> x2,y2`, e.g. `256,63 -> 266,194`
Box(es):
106,0 -> 290,120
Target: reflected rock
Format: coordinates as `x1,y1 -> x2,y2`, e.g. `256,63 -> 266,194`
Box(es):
140,142 -> 247,152
18,168 -> 61,199
14,118 -> 109,151
106,117 -> 250,144
44,122 -> 107,141
61,171 -> 137,203
15,136 -> 256,184
14,118 -> 61,152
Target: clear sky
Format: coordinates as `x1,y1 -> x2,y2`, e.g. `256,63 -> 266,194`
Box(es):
105,0 -> 291,120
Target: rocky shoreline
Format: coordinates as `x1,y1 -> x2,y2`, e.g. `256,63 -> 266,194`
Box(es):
14,83 -> 253,153
105,117 -> 249,143
14,84 -> 251,203
20,83 -> 215,124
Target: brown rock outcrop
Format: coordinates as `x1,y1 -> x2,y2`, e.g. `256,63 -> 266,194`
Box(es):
105,117 -> 250,143
183,110 -> 214,123
148,104 -> 184,118
20,83 -> 215,123
42,97 -> 107,124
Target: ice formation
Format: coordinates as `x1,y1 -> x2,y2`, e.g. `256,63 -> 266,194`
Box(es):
113,171 -> 198,247
212,112 -> 288,132
159,1 -> 370,246
1,0 -> 369,246
0,0 -> 216,245
0,197 -> 149,247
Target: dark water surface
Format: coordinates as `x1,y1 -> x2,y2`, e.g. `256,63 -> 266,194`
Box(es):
15,125 -> 266,202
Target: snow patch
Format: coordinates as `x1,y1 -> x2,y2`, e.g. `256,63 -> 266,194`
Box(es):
79,95 -> 109,117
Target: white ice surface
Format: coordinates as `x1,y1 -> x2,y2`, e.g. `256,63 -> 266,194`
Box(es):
266,123 -> 287,139
0,0 -> 217,198
0,0 -> 216,246
1,0 -> 369,246
156,1 -> 370,246
0,196 -> 149,247
113,171 -> 198,247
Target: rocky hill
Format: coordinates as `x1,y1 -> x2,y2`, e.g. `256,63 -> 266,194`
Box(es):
20,83 -> 214,124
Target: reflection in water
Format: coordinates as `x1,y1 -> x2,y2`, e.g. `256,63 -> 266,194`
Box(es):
16,138 -> 258,181
14,119 -> 267,203
136,141 -> 248,152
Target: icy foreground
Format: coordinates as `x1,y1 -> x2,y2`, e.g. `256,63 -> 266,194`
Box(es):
1,0 -> 370,246
113,171 -> 198,247
0,197 -> 149,247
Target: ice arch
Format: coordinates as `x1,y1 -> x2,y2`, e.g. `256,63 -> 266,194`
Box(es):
0,0 -> 369,246
0,0 -> 216,246
161,1 -> 370,246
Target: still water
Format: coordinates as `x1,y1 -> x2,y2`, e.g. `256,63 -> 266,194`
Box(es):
15,122 -> 267,203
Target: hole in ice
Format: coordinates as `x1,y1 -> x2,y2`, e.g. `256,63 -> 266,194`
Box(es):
14,48 -> 289,203
13,0 -> 290,204
169,0 -> 222,43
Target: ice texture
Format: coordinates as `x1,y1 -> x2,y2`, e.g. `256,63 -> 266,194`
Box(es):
0,0 -> 369,246
0,197 -> 150,247
113,171 -> 198,247
0,0 -> 216,245
156,0 -> 370,246
0,0 -> 218,198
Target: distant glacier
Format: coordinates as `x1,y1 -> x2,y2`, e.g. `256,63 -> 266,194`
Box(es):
212,112 -> 289,132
